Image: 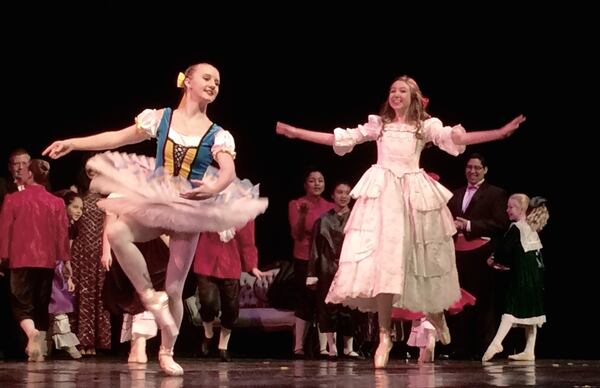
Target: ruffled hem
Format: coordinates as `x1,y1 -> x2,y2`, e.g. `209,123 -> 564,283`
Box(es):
447,289 -> 477,315
51,314 -> 80,348
325,267 -> 460,314
52,333 -> 80,348
120,312 -> 158,342
407,318 -> 436,347
373,288 -> 475,320
340,166 -> 457,275
87,152 -> 268,233
391,308 -> 425,321
503,313 -> 546,327
347,167 -> 456,239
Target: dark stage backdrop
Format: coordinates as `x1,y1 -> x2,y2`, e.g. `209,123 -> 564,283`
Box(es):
2,16 -> 592,358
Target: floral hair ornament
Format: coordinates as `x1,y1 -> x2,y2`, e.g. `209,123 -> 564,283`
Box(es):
176,72 -> 186,88
421,96 -> 430,109
529,196 -> 547,208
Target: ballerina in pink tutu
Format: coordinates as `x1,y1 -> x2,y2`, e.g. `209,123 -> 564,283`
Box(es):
43,62 -> 267,375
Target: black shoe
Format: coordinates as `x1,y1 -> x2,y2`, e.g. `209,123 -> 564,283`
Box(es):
219,349 -> 231,362
200,336 -> 212,357
441,350 -> 476,360
342,351 -> 366,360
293,351 -> 305,360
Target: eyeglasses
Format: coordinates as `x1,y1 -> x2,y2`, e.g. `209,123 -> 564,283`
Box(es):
466,165 -> 484,171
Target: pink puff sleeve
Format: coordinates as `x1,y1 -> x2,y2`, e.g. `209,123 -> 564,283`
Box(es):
134,109 -> 162,138
423,117 -> 466,156
211,129 -> 236,159
333,115 -> 383,156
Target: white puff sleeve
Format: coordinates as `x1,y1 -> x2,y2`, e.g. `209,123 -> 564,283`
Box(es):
212,129 -> 236,159
333,115 -> 383,156
423,117 -> 466,156
135,109 -> 162,138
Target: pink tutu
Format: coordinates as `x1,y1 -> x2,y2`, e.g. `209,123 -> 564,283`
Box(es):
447,289 -> 476,315
391,288 -> 476,320
87,152 -> 268,233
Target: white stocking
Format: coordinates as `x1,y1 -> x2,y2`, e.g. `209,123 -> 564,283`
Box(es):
319,328 -> 329,353
203,321 -> 215,339
523,326 -> 537,354
490,315 -> 513,348
157,232 -> 198,376
164,232 -> 199,331
219,328 -> 232,350
509,325 -> 537,360
482,315 -> 513,361
343,336 -> 354,354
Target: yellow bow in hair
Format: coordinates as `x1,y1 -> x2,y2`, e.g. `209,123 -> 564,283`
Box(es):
176,72 -> 186,88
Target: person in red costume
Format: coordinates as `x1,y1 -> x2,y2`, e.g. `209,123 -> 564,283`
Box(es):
193,220 -> 264,362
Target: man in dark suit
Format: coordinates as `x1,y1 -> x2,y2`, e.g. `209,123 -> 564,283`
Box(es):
445,153 -> 509,359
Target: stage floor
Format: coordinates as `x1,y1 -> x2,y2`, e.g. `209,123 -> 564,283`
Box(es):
0,358 -> 598,387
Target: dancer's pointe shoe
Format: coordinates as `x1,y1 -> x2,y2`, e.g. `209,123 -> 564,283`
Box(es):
128,337 -> 148,363
418,332 -> 436,364
508,351 -> 535,361
158,346 -> 184,376
427,313 -> 451,345
141,290 -> 179,337
374,328 -> 393,369
482,342 -> 503,362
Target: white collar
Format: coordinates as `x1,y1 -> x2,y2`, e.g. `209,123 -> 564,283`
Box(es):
514,220 -> 543,252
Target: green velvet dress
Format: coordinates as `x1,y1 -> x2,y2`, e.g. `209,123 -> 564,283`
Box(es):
494,220 -> 545,326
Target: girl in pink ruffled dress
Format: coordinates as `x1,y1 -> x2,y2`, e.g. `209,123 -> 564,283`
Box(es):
276,75 -> 525,368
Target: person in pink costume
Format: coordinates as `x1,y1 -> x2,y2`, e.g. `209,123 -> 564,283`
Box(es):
276,75 -> 525,368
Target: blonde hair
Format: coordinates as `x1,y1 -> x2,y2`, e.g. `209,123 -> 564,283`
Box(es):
509,193 -> 549,232
527,204 -> 549,232
178,63 -> 217,90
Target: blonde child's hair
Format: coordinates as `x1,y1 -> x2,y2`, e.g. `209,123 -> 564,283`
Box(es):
509,193 -> 549,232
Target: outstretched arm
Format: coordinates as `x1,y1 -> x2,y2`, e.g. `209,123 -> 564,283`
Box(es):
43,124 -> 149,159
452,115 -> 526,146
276,121 -> 334,146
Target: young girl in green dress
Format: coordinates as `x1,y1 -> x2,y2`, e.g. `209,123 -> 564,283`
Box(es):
482,194 -> 549,362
